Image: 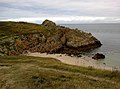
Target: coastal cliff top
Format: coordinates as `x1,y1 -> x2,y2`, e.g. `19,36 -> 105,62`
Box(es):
0,20 -> 91,37
0,20 -> 102,56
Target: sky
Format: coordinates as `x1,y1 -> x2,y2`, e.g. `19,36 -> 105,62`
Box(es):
0,0 -> 120,24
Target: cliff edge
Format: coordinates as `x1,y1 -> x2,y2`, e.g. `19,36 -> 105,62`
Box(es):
0,20 -> 102,56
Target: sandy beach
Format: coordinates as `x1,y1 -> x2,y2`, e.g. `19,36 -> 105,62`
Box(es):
26,52 -> 119,71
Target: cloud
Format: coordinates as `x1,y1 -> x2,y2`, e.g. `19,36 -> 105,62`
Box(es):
1,16 -> 120,24
0,0 -> 120,23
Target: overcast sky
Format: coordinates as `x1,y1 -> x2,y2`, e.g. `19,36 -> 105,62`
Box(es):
0,0 -> 120,23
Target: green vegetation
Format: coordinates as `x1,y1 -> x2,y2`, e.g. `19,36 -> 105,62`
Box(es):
0,56 -> 120,89
0,21 -> 52,38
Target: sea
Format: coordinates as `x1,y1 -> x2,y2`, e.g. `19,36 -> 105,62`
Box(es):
62,23 -> 120,69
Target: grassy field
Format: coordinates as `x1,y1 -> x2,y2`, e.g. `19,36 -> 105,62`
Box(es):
0,56 -> 120,89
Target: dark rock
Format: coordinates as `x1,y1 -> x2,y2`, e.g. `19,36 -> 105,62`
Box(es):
92,53 -> 105,60
94,40 -> 102,47
77,54 -> 82,57
59,55 -> 62,57
103,63 -> 106,65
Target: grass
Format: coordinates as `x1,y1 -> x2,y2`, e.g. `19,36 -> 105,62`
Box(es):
0,56 -> 120,89
1,56 -> 119,81
0,21 -> 55,38
0,21 -> 119,88
0,21 -> 93,40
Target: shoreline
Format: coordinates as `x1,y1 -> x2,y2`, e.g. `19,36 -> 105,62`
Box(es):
26,52 -> 119,71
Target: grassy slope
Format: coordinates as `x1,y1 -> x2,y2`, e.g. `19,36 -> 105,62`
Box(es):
0,21 -> 92,39
0,21 -> 54,38
0,56 -> 120,89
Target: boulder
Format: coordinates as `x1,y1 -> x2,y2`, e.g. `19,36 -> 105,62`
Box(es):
92,53 -> 105,60
42,19 -> 56,29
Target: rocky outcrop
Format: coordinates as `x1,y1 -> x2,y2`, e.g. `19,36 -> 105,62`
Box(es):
0,20 -> 102,56
92,53 -> 105,60
42,20 -> 56,30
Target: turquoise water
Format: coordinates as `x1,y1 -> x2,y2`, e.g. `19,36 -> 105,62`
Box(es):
63,24 -> 120,69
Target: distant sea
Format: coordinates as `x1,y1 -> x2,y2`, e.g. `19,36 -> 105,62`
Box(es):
62,23 -> 120,69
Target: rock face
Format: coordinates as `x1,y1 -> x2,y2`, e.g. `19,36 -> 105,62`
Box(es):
42,19 -> 56,29
92,53 -> 105,60
0,20 -> 102,56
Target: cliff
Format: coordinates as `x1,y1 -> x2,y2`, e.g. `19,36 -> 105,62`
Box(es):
0,20 -> 102,56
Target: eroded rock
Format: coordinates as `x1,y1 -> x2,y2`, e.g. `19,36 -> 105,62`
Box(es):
92,53 -> 105,60
0,20 -> 102,56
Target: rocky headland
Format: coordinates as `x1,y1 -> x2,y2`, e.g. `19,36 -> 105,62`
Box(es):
0,20 -> 102,56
